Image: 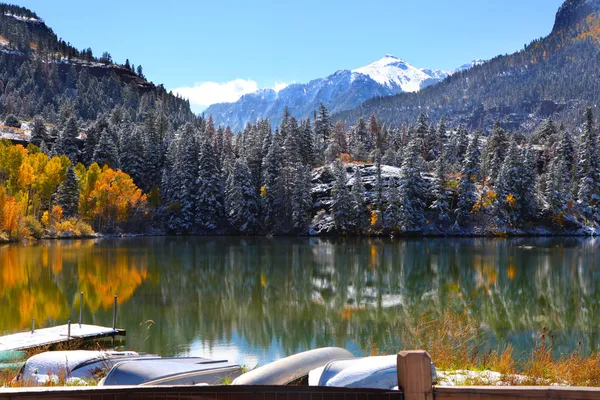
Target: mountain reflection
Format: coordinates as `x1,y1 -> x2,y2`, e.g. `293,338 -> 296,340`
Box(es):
0,237 -> 598,361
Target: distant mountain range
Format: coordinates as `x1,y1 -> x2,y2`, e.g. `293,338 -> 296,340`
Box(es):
205,55 -> 484,130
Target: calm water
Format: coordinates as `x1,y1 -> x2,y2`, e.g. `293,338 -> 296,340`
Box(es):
0,237 -> 598,366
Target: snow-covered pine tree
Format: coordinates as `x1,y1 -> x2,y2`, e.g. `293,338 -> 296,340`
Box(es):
350,117 -> 369,162
261,131 -> 286,231
55,117 -> 80,162
54,166 -> 80,218
494,138 -> 527,226
196,137 -> 225,231
455,130 -> 481,224
545,132 -> 573,216
93,127 -> 120,169
30,116 -> 46,147
350,166 -> 369,233
331,160 -> 352,232
430,147 -> 450,222
414,113 -> 429,160
520,145 -> 538,220
141,111 -> 164,192
450,124 -> 469,169
226,156 -> 260,233
484,121 -> 509,183
161,124 -> 199,233
291,162 -> 312,231
397,129 -> 427,232
384,179 -> 401,231
298,119 -> 315,167
314,104 -> 332,149
575,107 -> 600,222
119,127 -> 145,186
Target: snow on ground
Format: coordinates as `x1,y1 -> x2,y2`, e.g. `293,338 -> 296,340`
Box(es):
4,13 -> 42,23
436,370 -> 568,387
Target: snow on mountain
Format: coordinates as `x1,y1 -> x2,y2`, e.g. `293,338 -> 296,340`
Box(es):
451,59 -> 486,74
205,55 -> 483,131
351,54 -> 449,92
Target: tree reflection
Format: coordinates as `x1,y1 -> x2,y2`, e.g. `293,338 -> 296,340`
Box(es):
0,237 -> 598,359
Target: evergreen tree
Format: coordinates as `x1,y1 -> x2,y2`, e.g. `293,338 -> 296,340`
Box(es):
261,131 -> 286,231
161,124 -> 198,233
119,127 -> 145,186
314,104 -> 331,159
430,147 -> 450,222
397,131 -> 427,231
290,162 -> 312,231
545,131 -> 573,216
350,166 -> 369,232
484,121 -> 509,183
54,166 -> 79,218
450,125 -> 469,168
196,137 -> 224,230
226,157 -> 260,233
384,180 -> 401,231
55,117 -> 80,161
298,119 -> 314,166
455,131 -> 481,224
414,113 -> 429,159
331,160 -> 352,232
30,116 -> 46,147
93,128 -> 120,168
575,107 -> 600,222
494,138 -> 527,226
350,117 -> 369,161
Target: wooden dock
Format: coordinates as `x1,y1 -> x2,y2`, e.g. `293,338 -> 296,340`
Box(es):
0,324 -> 125,352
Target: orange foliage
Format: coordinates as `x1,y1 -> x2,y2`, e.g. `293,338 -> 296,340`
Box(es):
79,164 -> 147,231
339,153 -> 353,163
506,193 -> 518,208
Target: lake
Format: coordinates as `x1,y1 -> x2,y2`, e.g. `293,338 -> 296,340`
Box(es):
0,237 -> 598,366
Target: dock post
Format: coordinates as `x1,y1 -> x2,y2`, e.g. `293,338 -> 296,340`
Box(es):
112,295 -> 117,330
397,350 -> 433,400
67,320 -> 71,339
79,292 -> 83,328
31,318 -> 35,334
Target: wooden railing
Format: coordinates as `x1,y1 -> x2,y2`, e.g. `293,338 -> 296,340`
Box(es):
397,350 -> 600,400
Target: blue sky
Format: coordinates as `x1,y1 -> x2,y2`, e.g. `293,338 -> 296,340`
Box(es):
16,0 -> 564,112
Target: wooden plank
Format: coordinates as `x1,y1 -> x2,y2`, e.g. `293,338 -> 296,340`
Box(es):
0,324 -> 125,352
0,385 -> 403,400
434,386 -> 600,400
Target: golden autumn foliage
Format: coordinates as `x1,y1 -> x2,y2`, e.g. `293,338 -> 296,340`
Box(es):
506,193 -> 518,208
0,140 -> 147,240
77,163 -> 147,232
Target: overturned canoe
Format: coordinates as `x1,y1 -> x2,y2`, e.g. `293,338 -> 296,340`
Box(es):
100,357 -> 242,386
18,350 -> 148,385
232,347 -> 354,386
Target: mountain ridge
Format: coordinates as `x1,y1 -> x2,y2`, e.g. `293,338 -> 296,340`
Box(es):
204,55 -> 479,130
333,0 -> 600,133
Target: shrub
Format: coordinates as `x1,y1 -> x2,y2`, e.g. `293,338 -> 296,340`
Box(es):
4,114 -> 21,128
23,215 -> 44,239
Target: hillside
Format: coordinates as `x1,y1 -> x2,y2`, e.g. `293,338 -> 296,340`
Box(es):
334,0 -> 600,133
0,3 -> 193,125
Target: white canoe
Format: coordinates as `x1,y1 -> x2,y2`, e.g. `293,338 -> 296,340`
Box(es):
232,347 -> 354,385
100,357 -> 242,386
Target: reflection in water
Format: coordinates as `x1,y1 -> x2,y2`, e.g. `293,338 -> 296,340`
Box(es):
0,237 -> 598,364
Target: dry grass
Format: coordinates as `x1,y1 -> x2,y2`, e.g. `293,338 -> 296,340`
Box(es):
399,310 -> 600,386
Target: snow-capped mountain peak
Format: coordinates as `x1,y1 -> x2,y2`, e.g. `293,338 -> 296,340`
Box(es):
205,55 -> 485,131
352,54 -> 450,93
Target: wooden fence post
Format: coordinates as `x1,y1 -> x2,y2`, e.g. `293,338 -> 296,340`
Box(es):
397,350 -> 433,400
